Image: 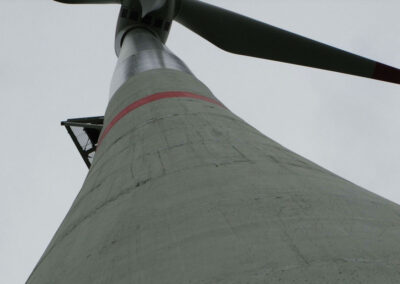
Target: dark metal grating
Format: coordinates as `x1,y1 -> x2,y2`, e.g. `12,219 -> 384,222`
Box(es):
61,116 -> 104,169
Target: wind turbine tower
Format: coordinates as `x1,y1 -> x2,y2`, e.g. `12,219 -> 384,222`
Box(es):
28,0 -> 400,283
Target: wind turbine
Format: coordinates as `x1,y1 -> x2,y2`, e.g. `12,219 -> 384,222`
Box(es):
27,0 -> 400,283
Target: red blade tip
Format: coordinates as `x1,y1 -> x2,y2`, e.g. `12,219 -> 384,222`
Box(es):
372,63 -> 400,85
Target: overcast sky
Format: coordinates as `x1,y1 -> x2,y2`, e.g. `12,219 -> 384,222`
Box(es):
0,0 -> 399,283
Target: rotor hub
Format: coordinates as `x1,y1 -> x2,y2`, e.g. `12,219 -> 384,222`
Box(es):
115,0 -> 177,56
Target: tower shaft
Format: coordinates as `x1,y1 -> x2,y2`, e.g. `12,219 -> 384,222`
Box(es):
28,29 -> 400,283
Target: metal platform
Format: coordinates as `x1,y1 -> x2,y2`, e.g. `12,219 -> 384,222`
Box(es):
61,116 -> 104,168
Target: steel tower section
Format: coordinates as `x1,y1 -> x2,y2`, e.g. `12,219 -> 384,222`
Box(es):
27,28 -> 400,283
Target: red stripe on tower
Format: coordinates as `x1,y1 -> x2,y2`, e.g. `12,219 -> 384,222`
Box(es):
97,91 -> 226,146
372,63 -> 400,85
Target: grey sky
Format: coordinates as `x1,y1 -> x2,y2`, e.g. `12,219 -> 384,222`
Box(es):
0,0 -> 399,283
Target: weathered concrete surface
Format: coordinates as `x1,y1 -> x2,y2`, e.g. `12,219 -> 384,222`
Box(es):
28,69 -> 400,283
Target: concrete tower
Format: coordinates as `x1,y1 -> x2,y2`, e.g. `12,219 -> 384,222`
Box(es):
28,1 -> 400,283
